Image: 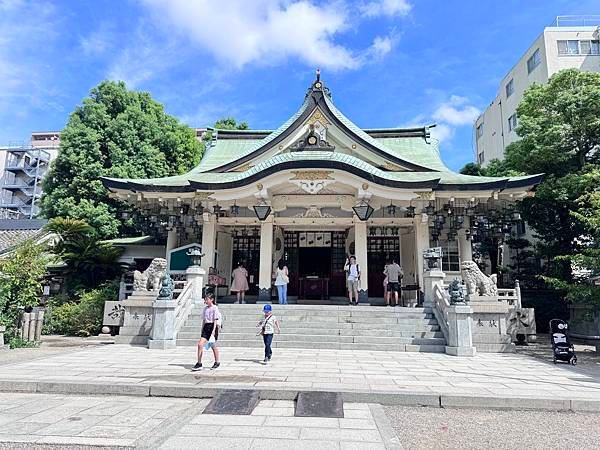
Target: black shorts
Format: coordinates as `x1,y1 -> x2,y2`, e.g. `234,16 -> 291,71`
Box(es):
201,323 -> 219,341
388,282 -> 400,293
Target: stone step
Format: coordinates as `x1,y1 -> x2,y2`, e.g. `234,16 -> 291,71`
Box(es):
205,305 -> 432,312
183,319 -> 440,331
185,316 -> 439,326
176,331 -> 446,346
175,339 -> 446,353
178,326 -> 443,338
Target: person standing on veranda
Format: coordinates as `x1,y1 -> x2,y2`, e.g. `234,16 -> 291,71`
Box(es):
274,259 -> 289,305
344,255 -> 360,306
231,262 -> 249,304
384,258 -> 403,307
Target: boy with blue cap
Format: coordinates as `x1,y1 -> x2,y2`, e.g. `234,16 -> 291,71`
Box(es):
257,304 -> 280,364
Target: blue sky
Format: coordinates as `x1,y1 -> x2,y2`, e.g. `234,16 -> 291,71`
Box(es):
1,0 -> 599,170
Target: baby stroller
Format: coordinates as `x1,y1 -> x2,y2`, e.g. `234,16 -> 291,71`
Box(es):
549,319 -> 577,365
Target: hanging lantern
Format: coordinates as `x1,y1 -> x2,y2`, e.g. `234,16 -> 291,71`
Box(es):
405,206 -> 416,218
230,204 -> 240,216
387,202 -> 397,216
425,202 -> 435,215
352,202 -> 374,221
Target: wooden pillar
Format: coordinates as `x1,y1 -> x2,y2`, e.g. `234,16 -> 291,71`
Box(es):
354,217 -> 368,303
414,214 -> 430,291
201,215 -> 217,275
258,216 -> 274,302
458,217 -> 473,262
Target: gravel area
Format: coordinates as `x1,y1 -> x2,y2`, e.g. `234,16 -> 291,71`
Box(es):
385,405 -> 600,450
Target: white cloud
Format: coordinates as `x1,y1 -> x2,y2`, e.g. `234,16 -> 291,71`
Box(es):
79,23 -> 115,56
432,95 -> 480,126
359,0 -> 412,18
429,123 -> 454,143
140,0 -> 398,71
401,95 -> 479,145
367,36 -> 393,59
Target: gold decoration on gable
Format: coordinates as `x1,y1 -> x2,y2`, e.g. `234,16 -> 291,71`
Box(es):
415,191 -> 435,201
290,170 -> 334,181
231,163 -> 254,172
307,109 -> 331,126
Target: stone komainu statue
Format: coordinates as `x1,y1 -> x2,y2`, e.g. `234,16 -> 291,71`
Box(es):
133,258 -> 168,291
157,271 -> 175,301
460,261 -> 498,296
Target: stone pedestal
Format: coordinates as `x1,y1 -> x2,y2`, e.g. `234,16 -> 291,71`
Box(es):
115,291 -> 156,345
422,270 -> 445,308
446,304 -> 476,356
186,265 -> 205,306
0,326 -> 5,349
470,301 -> 514,353
147,300 -> 177,349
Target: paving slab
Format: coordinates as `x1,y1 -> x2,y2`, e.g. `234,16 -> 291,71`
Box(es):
0,345 -> 599,412
296,391 -> 344,418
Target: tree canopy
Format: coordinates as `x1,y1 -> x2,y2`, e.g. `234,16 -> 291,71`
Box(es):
40,81 -> 204,238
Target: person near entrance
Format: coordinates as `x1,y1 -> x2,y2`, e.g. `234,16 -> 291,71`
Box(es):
231,262 -> 249,304
344,255 -> 361,306
192,291 -> 221,371
257,304 -> 281,364
384,258 -> 403,307
274,259 -> 289,304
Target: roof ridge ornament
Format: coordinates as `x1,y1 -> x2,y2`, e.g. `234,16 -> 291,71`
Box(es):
305,68 -> 332,100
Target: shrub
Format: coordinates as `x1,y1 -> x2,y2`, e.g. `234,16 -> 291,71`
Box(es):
8,337 -> 39,349
47,281 -> 118,337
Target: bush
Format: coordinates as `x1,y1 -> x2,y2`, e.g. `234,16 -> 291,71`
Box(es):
47,281 -> 118,337
8,337 -> 39,349
0,240 -> 48,341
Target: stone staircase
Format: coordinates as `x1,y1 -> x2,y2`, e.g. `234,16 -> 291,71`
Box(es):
176,304 -> 447,352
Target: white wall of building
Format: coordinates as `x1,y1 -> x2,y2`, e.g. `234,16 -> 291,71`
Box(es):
474,24 -> 600,165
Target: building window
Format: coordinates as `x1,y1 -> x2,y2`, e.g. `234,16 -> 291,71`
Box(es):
580,40 -> 600,55
505,79 -> 514,98
557,40 -> 580,55
527,48 -> 541,73
508,113 -> 517,132
476,123 -> 484,139
430,239 -> 460,272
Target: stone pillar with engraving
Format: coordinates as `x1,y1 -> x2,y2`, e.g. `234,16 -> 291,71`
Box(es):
258,216 -> 274,302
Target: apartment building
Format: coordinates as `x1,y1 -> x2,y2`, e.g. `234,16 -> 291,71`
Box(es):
474,16 -> 600,165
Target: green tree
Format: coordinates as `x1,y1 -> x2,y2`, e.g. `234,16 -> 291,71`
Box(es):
213,117 -> 249,130
41,81 -> 204,239
504,69 -> 600,282
45,218 -> 127,293
0,240 -> 48,340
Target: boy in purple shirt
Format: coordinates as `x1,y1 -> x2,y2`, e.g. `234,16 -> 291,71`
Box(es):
192,292 -> 221,371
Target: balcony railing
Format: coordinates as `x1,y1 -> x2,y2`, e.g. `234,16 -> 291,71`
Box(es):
553,15 -> 600,27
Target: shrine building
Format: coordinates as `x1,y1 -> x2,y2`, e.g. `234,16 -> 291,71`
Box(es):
102,73 -> 542,303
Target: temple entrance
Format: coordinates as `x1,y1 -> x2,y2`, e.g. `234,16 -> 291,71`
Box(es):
231,231 -> 260,295
283,230 -> 347,299
367,235 -> 401,298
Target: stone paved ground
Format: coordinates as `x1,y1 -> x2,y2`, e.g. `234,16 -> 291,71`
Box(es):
1,345 -> 599,408
385,405 -> 600,450
0,393 -> 396,449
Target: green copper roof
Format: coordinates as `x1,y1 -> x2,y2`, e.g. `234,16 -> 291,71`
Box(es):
102,76 -> 543,193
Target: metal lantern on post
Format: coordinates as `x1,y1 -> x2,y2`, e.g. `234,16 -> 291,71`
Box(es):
253,203 -> 271,221
186,247 -> 204,267
352,202 -> 374,221
386,202 -> 396,216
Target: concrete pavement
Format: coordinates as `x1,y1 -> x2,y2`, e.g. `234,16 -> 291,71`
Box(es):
1,344 -> 600,411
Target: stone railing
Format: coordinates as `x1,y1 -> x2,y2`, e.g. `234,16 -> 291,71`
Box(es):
498,280 -> 521,308
147,266 -> 204,350
424,270 -> 475,356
